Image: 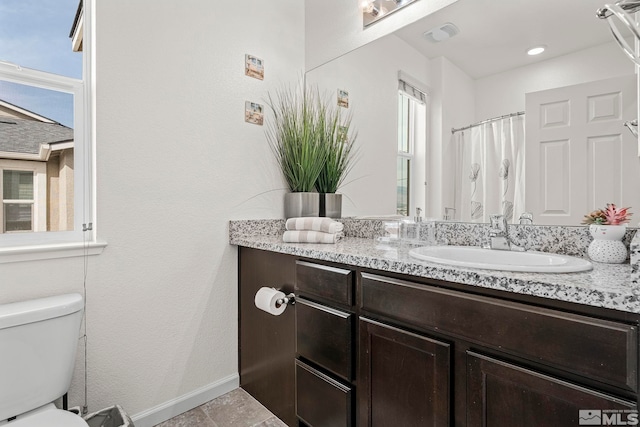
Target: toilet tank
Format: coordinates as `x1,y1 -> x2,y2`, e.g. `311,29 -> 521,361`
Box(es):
0,293 -> 84,421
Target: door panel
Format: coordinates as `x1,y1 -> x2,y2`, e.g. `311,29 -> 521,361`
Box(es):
359,317 -> 450,427
526,75 -> 639,225
467,351 -> 637,427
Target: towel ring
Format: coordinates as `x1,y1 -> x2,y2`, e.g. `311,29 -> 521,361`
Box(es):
598,2 -> 640,66
597,0 -> 640,18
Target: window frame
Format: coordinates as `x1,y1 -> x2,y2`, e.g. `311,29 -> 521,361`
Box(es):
397,79 -> 428,218
0,0 -> 103,261
397,91 -> 416,216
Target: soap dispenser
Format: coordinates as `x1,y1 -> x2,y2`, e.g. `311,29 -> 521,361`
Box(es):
414,207 -> 423,223
400,208 -> 423,242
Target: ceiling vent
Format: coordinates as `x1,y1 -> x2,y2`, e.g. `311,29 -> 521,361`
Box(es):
423,22 -> 459,42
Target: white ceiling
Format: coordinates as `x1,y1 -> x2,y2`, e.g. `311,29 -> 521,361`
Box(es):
393,0 -> 617,79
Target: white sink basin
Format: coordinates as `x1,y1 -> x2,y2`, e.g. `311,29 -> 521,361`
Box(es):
408,246 -> 593,273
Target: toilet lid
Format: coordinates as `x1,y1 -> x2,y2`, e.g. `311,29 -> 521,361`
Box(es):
7,405 -> 89,427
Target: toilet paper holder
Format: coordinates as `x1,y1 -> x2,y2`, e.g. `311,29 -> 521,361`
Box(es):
276,292 -> 296,308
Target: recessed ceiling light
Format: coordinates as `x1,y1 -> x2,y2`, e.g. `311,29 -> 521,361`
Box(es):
527,45 -> 546,56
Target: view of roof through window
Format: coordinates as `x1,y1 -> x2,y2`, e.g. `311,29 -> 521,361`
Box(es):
0,0 -> 81,127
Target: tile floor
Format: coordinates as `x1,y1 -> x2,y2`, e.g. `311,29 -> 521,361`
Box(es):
153,388 -> 288,427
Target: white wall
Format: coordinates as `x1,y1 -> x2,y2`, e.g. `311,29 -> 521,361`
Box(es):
1,0 -> 304,424
305,0 -> 459,72
429,57 -> 475,219
430,43 -> 633,219
475,41 -> 634,121
306,34 -> 430,216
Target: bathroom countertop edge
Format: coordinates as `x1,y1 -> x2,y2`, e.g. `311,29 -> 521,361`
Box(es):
231,233 -> 639,315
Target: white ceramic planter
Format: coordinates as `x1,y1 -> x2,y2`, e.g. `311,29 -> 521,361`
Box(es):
587,224 -> 627,263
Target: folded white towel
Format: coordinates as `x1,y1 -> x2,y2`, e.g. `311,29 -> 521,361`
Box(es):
285,217 -> 344,234
282,230 -> 342,244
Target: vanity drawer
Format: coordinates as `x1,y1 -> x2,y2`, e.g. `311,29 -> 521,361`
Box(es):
296,297 -> 353,381
360,273 -> 638,392
296,260 -> 353,307
296,360 -> 353,427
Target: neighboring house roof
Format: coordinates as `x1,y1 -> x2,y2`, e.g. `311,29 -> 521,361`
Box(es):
0,99 -> 74,161
69,0 -> 83,52
0,117 -> 73,153
0,99 -> 57,123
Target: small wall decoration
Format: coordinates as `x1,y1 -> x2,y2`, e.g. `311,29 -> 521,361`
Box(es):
337,89 -> 349,108
245,54 -> 264,80
245,101 -> 264,125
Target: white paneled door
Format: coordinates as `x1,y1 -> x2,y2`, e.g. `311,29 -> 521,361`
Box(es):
525,75 -> 640,225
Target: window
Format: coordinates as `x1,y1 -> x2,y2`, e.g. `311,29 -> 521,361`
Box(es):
397,92 -> 412,216
397,79 -> 427,217
0,0 -> 97,255
4,170 -> 34,232
1,164 -> 46,233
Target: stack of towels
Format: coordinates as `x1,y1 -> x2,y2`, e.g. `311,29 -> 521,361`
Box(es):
282,217 -> 344,244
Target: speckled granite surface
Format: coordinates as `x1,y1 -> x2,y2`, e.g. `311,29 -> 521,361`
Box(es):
229,219 -> 640,314
632,231 -> 640,287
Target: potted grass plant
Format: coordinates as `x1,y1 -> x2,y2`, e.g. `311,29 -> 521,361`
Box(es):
266,83 -> 327,218
315,103 -> 358,217
266,82 -> 357,218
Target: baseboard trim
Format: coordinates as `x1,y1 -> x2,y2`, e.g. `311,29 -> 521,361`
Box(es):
130,373 -> 239,427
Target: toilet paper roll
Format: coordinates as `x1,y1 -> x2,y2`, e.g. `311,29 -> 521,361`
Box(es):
254,287 -> 287,316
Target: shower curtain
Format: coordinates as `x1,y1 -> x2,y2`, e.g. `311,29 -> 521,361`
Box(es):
451,115 -> 525,223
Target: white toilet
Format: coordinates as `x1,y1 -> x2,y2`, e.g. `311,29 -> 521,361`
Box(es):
0,293 -> 89,426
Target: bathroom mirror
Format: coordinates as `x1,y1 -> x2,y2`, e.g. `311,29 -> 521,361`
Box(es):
362,0 -> 420,27
306,0 -> 640,225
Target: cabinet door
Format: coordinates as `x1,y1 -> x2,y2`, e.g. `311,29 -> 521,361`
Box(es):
467,351 -> 638,427
239,247 -> 296,427
359,318 -> 451,427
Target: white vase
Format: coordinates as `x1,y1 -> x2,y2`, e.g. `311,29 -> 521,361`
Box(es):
587,224 -> 627,264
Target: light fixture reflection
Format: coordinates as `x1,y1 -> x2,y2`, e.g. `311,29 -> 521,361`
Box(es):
362,0 -> 419,27
361,1 -> 380,16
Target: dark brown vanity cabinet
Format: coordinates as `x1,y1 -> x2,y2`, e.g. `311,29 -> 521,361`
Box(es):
294,260 -> 355,427
238,247 -> 640,426
360,272 -> 639,426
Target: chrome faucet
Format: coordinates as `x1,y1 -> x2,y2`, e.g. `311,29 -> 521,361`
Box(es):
488,214 -> 511,250
444,207 -> 456,221
518,212 -> 534,225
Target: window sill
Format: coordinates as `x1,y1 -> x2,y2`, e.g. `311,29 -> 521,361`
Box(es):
0,240 -> 107,264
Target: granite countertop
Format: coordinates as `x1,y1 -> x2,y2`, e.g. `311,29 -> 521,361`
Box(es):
230,219 -> 640,315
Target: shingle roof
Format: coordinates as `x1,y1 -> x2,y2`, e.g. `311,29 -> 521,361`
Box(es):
0,116 -> 74,155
